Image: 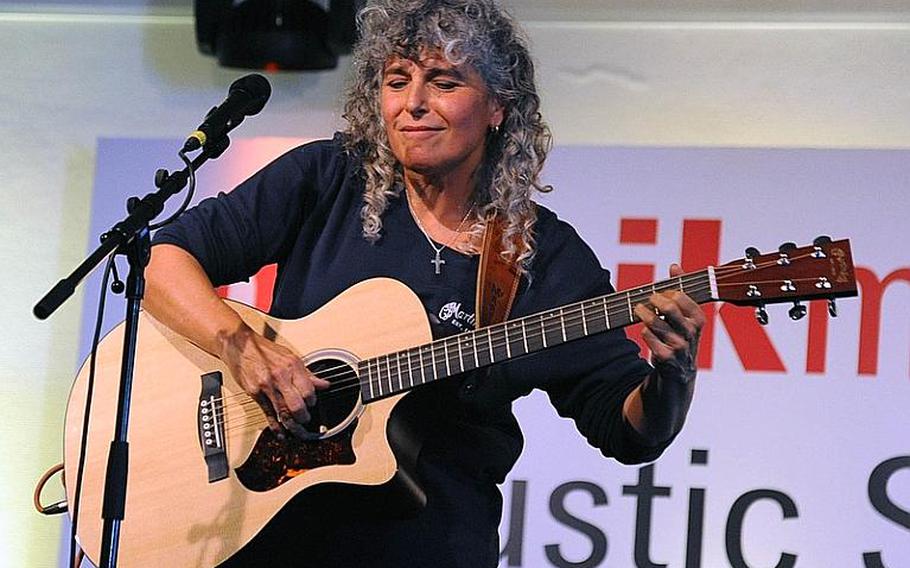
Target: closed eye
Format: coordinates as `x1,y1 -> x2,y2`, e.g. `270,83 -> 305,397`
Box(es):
385,79 -> 409,90
433,81 -> 460,91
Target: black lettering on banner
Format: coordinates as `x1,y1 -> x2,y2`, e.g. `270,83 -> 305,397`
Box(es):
622,464 -> 671,568
500,480 -> 528,566
862,552 -> 887,568
686,449 -> 710,567
725,489 -> 798,568
544,481 -> 608,568
863,456 -> 910,568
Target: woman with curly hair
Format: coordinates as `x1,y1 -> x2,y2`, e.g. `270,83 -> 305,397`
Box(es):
147,0 -> 703,566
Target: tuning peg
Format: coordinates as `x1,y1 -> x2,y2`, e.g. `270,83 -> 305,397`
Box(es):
811,235 -> 831,258
755,304 -> 769,325
743,247 -> 760,269
789,300 -> 807,320
828,299 -> 838,317
777,242 -> 796,265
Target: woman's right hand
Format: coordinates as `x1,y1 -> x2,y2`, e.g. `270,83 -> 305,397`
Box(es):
218,324 -> 331,439
144,245 -> 331,439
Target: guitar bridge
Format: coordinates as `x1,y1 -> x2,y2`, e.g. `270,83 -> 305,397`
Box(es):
198,371 -> 228,483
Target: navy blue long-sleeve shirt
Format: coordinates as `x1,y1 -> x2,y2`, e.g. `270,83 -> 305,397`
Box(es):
153,134 -> 666,567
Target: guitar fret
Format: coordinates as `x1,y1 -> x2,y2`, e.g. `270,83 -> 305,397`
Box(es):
406,350 -> 414,388
626,292 -> 632,323
417,347 -> 425,385
487,330 -> 495,362
443,341 -> 451,377
560,308 -> 567,342
521,319 -> 529,353
366,360 -> 375,399
430,345 -> 437,381
504,325 -> 512,358
472,333 -> 479,368
541,314 -> 548,348
385,355 -> 395,393
603,298 -> 610,329
376,359 -> 385,397
457,337 -> 464,373
581,303 -> 588,335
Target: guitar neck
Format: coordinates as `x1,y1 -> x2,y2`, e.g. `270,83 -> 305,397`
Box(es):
358,268 -> 717,402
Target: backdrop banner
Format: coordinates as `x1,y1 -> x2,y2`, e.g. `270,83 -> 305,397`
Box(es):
74,138 -> 909,567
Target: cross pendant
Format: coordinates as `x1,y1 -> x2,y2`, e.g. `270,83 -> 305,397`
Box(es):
431,251 -> 446,274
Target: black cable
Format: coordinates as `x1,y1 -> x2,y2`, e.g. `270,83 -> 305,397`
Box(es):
69,148 -> 194,566
69,254 -> 117,568
149,150 -> 196,230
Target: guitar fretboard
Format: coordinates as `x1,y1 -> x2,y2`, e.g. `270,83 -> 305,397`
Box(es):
357,268 -> 716,402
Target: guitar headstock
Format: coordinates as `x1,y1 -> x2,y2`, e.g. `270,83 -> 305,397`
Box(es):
712,237 -> 857,317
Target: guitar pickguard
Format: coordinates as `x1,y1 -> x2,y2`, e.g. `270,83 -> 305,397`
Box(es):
234,422 -> 357,492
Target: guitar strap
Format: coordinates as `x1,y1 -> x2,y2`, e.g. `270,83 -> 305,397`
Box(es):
475,215 -> 522,328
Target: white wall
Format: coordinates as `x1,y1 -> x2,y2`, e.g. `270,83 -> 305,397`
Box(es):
1,5 -> 907,565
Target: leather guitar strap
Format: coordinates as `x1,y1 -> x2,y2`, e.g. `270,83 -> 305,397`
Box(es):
475,216 -> 522,328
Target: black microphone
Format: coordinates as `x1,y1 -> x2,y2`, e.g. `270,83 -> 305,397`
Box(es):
183,74 -> 272,152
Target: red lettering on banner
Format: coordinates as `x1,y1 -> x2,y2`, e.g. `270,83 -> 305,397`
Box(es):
616,218 -> 785,371
620,218 -> 659,244
215,285 -> 229,299
678,220 -> 786,372
253,264 -> 278,312
855,267 -> 910,376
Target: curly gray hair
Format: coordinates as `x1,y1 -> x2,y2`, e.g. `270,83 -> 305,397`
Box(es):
342,0 -> 552,271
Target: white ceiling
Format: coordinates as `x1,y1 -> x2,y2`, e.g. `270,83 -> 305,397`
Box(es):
2,0 -> 909,22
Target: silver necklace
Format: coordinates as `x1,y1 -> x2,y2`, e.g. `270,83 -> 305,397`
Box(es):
406,190 -> 474,275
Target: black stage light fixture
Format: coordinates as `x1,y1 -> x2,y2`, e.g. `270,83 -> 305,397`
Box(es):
195,0 -> 361,71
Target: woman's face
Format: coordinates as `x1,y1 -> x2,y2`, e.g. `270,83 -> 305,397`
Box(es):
380,50 -> 503,180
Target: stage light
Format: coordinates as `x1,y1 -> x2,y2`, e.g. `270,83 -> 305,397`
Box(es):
195,0 -> 360,71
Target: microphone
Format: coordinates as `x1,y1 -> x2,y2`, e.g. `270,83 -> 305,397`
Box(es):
183,74 -> 271,152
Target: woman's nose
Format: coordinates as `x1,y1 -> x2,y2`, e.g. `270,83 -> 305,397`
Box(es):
405,83 -> 428,118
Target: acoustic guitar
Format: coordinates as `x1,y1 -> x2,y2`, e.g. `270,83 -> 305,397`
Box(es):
64,238 -> 857,566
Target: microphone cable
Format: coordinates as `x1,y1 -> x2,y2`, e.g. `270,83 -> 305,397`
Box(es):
68,252 -> 117,568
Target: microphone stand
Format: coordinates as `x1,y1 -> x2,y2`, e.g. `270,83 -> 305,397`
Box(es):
34,136 -> 230,567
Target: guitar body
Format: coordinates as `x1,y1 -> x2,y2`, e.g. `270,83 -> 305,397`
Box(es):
64,278 -> 432,567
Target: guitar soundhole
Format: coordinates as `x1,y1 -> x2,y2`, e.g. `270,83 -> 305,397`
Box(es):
303,358 -> 360,437
234,357 -> 361,492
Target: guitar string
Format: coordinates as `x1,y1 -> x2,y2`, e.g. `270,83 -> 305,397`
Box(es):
211,270 -> 717,419
221,288 -> 831,435
212,266 -> 726,409
216,267 -> 830,432
212,256 -> 827,429
216,277 -> 720,431
214,255 -> 809,409
213,254 -> 833,430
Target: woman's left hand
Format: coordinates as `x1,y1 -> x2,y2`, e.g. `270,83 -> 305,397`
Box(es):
633,264 -> 706,384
